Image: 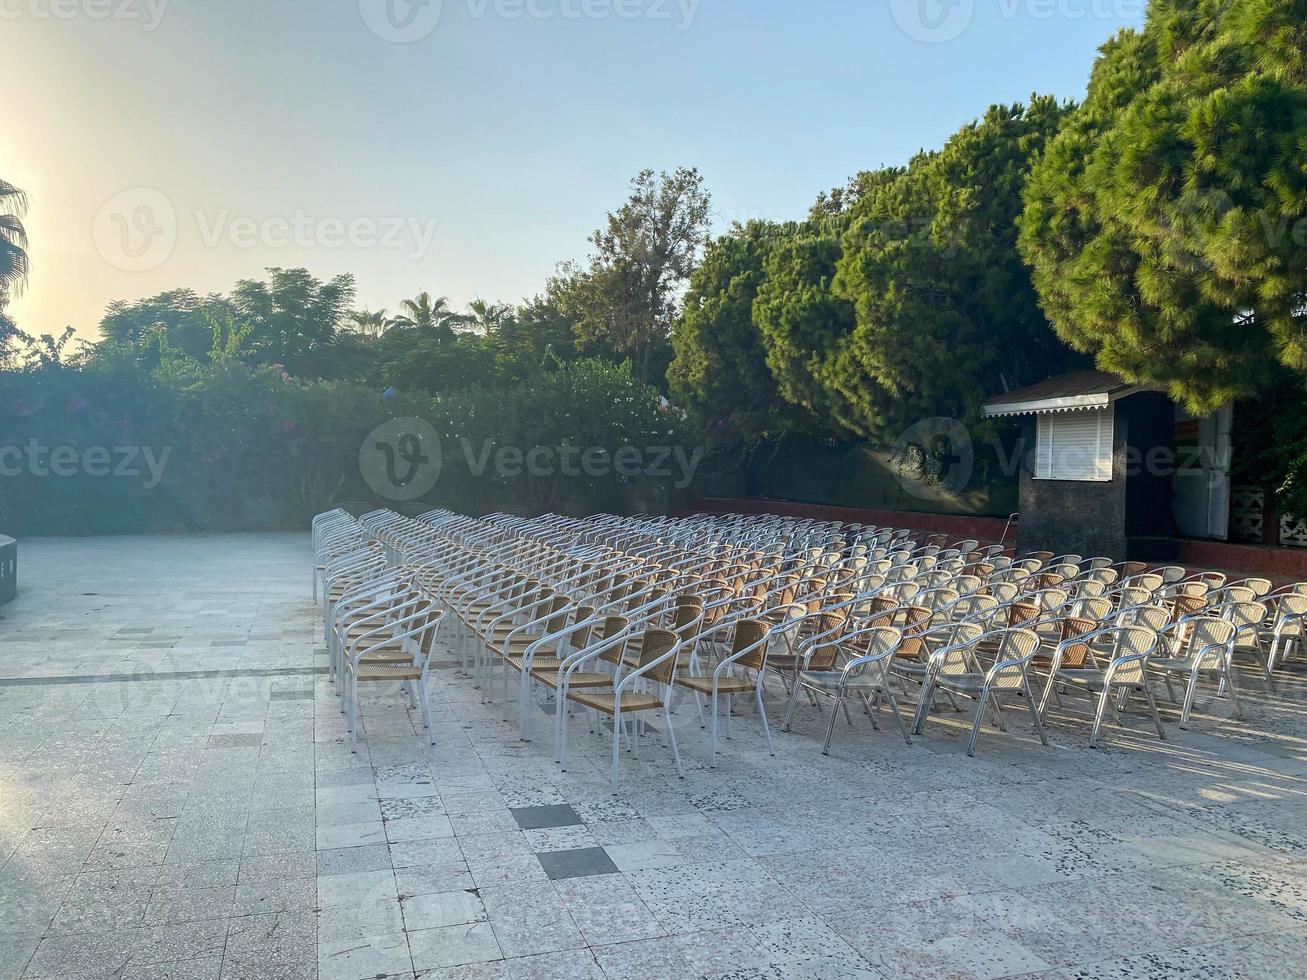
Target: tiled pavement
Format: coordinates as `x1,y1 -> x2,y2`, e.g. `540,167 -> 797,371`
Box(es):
2,535 -> 1307,979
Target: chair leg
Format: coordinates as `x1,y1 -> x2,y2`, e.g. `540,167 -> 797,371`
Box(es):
1265,636 -> 1281,690
967,687 -> 989,757
1025,686 -> 1049,746
1179,670 -> 1200,729
1143,684 -> 1166,739
709,689 -> 719,767
419,679 -> 435,744
1163,673 -> 1179,705
860,693 -> 880,730
987,693 -> 1008,732
822,694 -> 841,756
912,679 -> 936,736
1089,687 -> 1112,749
1224,661 -> 1242,720
756,686 -> 775,757
882,685 -> 912,745
1037,671 -> 1057,718
781,676 -> 804,732
663,702 -> 685,778
610,707 -> 622,786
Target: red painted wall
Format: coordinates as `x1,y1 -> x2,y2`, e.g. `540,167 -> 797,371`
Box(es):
681,498 -> 1015,545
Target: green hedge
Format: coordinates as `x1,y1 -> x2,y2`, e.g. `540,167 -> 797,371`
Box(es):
0,359 -> 696,535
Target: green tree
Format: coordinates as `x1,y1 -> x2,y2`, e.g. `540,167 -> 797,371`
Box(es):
99,289 -> 231,365
347,309 -> 393,337
230,268 -> 357,377
826,97 -> 1075,441
0,178 -> 30,362
467,298 -> 511,336
754,219 -> 859,434
669,221 -> 798,446
549,168 -> 712,383
1018,0 -> 1307,412
391,292 -> 469,339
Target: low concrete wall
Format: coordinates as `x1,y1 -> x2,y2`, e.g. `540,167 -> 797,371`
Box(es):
682,498 -> 1015,545
1178,539 -> 1307,579
0,536 -> 15,607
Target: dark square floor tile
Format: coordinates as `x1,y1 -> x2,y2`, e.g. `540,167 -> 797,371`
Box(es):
536,847 -> 618,881
510,804 -> 582,831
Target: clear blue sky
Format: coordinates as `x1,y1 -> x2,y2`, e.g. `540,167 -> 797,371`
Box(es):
5,0 -> 1147,338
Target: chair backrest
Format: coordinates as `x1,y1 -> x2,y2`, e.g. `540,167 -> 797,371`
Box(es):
566,606 -> 599,651
1119,602 -> 1170,632
986,582 -> 1019,603
636,629 -> 680,684
1072,596 -> 1113,623
989,628 -> 1041,688
1057,615 -> 1100,668
1129,573 -> 1164,594
1153,565 -> 1186,584
1109,624 -> 1159,683
730,619 -> 772,670
1006,600 -> 1040,628
1226,601 -> 1267,641
1233,577 -> 1272,598
1168,594 -> 1207,623
1179,617 -> 1236,665
1275,594 -> 1307,635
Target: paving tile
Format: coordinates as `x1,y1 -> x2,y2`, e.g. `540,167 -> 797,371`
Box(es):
400,889 -> 488,931
408,922 -> 502,971
318,931 -> 412,980
318,868 -> 398,907
536,847 -> 620,881
509,805 -> 583,831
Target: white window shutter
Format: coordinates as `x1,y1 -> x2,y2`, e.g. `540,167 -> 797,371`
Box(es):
1036,415 -> 1053,479
1035,409 -> 1113,482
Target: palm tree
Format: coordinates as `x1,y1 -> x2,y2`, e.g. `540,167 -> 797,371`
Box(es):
0,179 -> 30,341
468,298 -> 511,336
392,292 -> 454,332
347,308 -> 392,338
